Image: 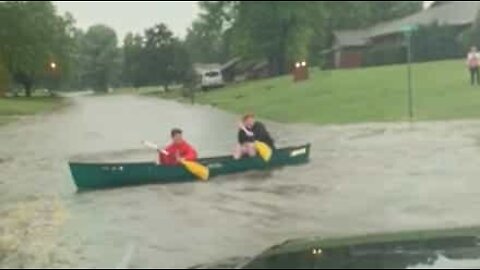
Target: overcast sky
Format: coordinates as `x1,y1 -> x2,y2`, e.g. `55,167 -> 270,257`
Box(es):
54,1 -> 199,42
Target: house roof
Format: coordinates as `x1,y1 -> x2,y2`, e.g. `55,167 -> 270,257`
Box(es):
220,57 -> 242,71
251,60 -> 268,71
334,1 -> 480,48
193,63 -> 222,74
194,58 -> 243,74
332,30 -> 369,49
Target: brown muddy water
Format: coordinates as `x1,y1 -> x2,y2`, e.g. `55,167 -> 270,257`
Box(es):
2,95 -> 480,268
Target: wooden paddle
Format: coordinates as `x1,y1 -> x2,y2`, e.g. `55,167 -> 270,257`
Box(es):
240,126 -> 272,162
141,140 -> 209,181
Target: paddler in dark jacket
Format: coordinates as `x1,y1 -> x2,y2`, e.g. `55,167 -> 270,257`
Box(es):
234,113 -> 275,159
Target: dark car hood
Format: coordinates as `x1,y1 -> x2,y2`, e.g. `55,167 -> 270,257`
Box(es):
191,228 -> 480,269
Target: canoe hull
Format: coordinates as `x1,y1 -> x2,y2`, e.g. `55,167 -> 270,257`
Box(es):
69,144 -> 310,190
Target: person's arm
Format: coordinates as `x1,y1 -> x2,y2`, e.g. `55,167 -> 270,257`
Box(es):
162,144 -> 173,156
238,129 -> 249,144
254,122 -> 275,147
238,122 -> 254,136
254,122 -> 270,137
159,144 -> 175,165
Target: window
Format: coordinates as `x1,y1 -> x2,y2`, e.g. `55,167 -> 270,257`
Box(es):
205,71 -> 220,77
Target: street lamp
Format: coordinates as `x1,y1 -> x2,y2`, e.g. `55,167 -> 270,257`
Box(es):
48,62 -> 58,94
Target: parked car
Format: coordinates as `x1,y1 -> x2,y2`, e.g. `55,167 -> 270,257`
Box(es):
201,69 -> 224,91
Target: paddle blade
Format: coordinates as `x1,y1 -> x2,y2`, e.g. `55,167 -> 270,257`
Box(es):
181,160 -> 209,181
255,141 -> 272,162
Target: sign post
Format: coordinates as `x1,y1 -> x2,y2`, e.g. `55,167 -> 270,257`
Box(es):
402,25 -> 418,122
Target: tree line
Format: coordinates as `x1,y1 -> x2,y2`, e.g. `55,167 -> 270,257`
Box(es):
185,1 -> 422,75
0,1 -> 194,96
0,1 -> 423,97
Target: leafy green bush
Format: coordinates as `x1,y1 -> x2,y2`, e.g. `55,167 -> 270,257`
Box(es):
461,10 -> 480,50
0,60 -> 9,97
364,43 -> 406,66
365,23 -> 464,67
412,23 -> 464,61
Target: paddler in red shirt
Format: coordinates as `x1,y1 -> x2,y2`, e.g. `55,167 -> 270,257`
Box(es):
159,128 -> 198,165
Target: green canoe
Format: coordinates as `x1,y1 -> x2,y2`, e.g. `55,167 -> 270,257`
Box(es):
69,144 -> 310,190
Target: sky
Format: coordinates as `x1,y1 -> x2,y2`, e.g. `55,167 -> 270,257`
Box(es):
54,1 -> 200,42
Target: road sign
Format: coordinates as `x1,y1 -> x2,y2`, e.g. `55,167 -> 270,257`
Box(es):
401,24 -> 419,34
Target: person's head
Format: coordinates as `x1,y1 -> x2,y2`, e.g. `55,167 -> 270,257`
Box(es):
242,113 -> 255,128
471,46 -> 477,53
170,128 -> 183,144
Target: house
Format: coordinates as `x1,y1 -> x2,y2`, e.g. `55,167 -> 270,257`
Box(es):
332,1 -> 480,68
332,29 -> 369,68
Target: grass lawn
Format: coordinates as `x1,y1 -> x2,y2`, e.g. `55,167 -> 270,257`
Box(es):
0,97 -> 65,126
190,59 -> 480,125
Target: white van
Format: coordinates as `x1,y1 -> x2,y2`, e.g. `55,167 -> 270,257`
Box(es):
201,70 -> 224,90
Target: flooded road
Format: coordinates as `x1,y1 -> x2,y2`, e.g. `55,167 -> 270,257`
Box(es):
2,95 -> 480,268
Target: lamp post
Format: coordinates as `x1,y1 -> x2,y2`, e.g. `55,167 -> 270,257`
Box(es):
401,25 -> 418,122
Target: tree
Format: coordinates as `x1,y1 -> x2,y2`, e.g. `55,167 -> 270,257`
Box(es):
187,1 -> 422,73
0,57 -> 9,97
185,21 -> 224,63
143,23 -> 175,90
313,1 -> 421,63
141,23 -> 185,91
0,1 -> 75,96
230,1 -> 324,75
184,1 -> 236,63
412,23 -> 464,62
80,24 -> 119,92
50,12 -> 80,91
324,1 -> 422,30
66,28 -> 87,90
171,40 -> 194,85
122,24 -> 194,90
369,1 -> 422,25
123,33 -> 144,87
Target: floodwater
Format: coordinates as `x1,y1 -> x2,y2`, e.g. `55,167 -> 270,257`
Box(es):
2,95 -> 480,268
